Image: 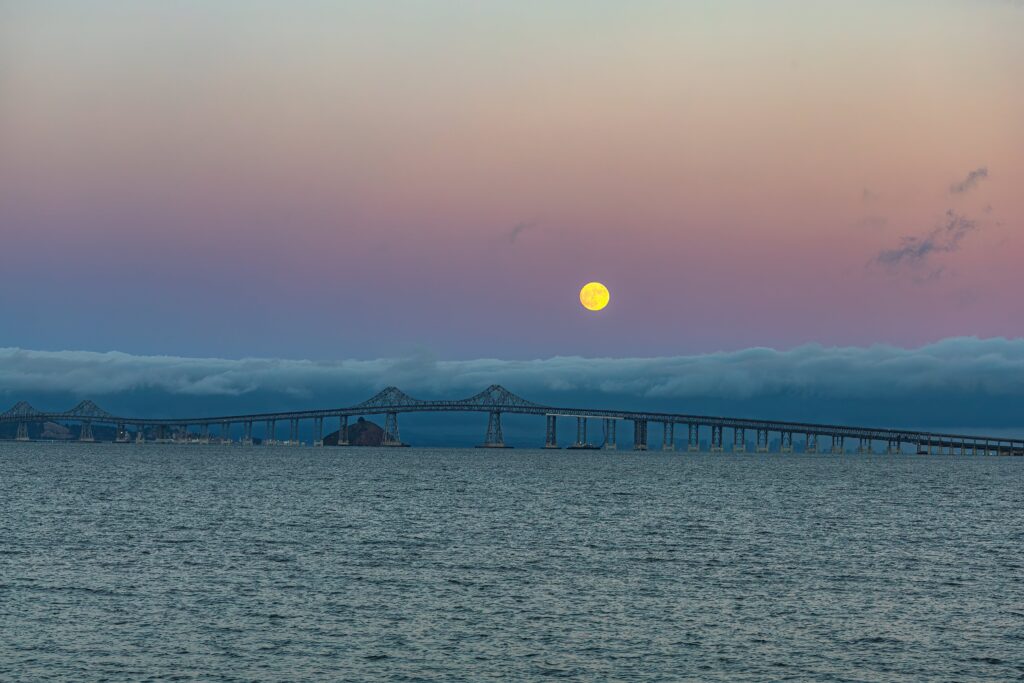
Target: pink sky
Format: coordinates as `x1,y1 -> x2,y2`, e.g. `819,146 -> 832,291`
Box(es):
1,1 -> 1022,359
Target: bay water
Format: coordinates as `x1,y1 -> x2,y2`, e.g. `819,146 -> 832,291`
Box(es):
2,443 -> 1022,681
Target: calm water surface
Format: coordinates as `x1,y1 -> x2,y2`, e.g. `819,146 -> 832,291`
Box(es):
1,443 -> 1022,681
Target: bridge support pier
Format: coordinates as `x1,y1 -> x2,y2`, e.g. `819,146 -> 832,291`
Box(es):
200,423 -> 210,444
756,429 -> 769,453
688,423 -> 700,452
243,421 -> 253,446
831,434 -> 844,455
805,433 -> 817,454
338,415 -> 349,446
780,431 -> 793,454
887,439 -> 901,455
858,437 -> 872,454
478,411 -> 506,448
603,418 -> 616,449
733,428 -> 746,453
265,419 -> 275,446
314,417 -> 324,447
382,412 -> 403,446
221,421 -> 231,445
573,417 -> 588,448
633,419 -> 648,451
16,421 -> 29,441
662,422 -> 675,451
289,418 -> 299,446
711,425 -> 723,452
545,415 -> 558,449
116,423 -> 129,443
79,420 -> 94,442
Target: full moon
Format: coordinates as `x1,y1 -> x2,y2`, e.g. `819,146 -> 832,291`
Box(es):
579,282 -> 610,311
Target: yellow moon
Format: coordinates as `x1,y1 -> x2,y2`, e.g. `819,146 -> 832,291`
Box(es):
579,282 -> 610,311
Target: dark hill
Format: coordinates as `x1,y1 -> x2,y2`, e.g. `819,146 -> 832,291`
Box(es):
323,417 -> 384,446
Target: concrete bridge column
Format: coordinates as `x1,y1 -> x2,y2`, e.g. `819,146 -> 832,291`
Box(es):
633,419 -> 648,451
289,418 -> 299,445
662,422 -> 675,451
16,421 -> 29,441
243,421 -> 253,446
831,434 -> 844,454
382,412 -> 403,446
688,424 -> 700,452
545,415 -> 558,449
603,418 -> 616,450
116,423 -> 129,443
733,428 -> 746,453
314,417 -> 324,447
80,420 -> 94,442
338,415 -> 349,446
265,420 -> 275,446
858,437 -> 872,454
136,425 -> 146,443
221,422 -> 231,444
887,439 -> 901,455
756,429 -> 769,453
200,423 -> 210,444
711,425 -> 724,453
780,431 -> 793,454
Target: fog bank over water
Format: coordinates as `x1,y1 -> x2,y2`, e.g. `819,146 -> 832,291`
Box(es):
1,337 -> 1023,435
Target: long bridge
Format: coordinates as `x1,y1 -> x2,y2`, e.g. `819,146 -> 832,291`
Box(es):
1,385 -> 1022,455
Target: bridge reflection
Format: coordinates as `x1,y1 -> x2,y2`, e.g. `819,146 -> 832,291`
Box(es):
2,385 -> 1022,456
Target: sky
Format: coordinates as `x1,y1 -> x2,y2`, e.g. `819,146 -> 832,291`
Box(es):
1,1 -> 1023,430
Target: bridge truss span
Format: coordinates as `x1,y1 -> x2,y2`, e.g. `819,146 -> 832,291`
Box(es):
1,384 -> 1022,456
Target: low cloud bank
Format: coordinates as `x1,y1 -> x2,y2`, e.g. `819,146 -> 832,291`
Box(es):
3,338 -> 1024,401
2,339 -> 1024,434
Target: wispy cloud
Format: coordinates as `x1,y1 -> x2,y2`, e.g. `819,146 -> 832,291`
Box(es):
506,220 -> 538,244
875,210 -> 977,269
950,167 -> 989,194
854,215 -> 888,230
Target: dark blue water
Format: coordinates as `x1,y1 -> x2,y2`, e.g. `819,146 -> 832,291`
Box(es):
1,443 -> 1022,681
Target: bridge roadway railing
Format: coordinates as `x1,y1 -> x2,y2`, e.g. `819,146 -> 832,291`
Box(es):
2,387 -> 1023,453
